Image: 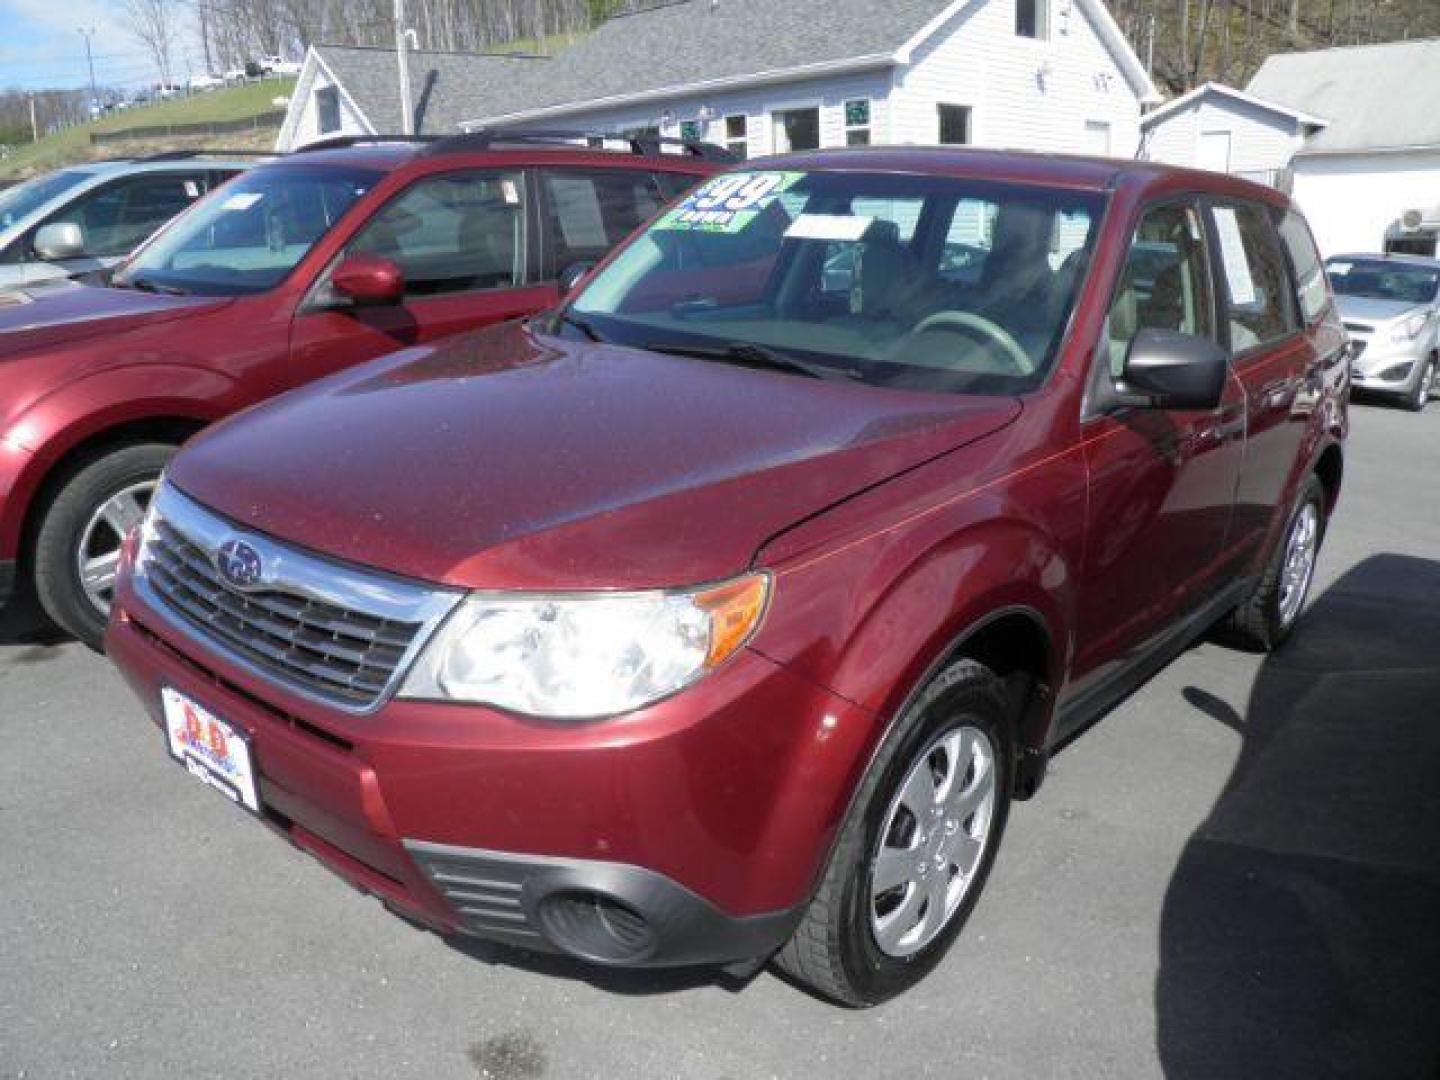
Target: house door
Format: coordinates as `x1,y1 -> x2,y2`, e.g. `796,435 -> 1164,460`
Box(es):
773,108 -> 820,153
1198,130 -> 1232,173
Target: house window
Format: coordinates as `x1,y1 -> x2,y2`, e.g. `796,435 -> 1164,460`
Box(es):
679,120 -> 703,143
720,115 -> 749,159
1017,0 -> 1049,39
844,100 -> 872,146
772,107 -> 820,153
316,86 -> 340,135
1083,120 -> 1112,156
938,104 -> 971,145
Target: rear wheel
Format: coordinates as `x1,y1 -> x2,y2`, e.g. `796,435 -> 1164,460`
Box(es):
774,659 -> 1013,1006
1222,475 -> 1325,652
33,444 -> 173,651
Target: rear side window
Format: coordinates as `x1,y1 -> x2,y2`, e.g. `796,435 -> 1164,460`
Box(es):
1211,202 -> 1298,352
348,170 -> 526,296
49,172 -> 209,258
543,169 -> 666,273
1276,210 -> 1329,326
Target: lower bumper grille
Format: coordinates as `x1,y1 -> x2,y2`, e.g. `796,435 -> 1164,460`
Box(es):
408,845 -> 543,942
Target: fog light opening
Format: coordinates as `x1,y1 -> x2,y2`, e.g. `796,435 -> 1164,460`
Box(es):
537,890 -> 657,963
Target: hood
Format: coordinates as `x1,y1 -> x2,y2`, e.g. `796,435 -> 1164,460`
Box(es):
170,323 -> 1021,590
0,279 -> 232,361
1334,294 -> 1428,326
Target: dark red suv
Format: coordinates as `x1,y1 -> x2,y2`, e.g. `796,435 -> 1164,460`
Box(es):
0,133 -> 721,647
107,149 -> 1348,1005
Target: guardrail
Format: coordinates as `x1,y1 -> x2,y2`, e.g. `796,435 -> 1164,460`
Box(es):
90,110 -> 287,145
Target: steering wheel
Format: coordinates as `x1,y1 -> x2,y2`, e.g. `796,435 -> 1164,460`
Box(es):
895,311 -> 1035,376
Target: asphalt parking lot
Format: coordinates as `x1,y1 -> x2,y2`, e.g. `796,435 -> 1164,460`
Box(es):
2,401 -> 1437,1080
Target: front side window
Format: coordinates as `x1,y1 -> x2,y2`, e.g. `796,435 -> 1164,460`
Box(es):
543,169 -> 666,274
1324,256 -> 1440,306
50,172 -> 210,258
1106,203 -> 1214,376
1211,202 -> 1298,352
564,169 -> 1104,397
348,170 -> 526,296
114,164 -> 377,296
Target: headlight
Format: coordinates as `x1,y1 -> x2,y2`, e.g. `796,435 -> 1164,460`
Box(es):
399,573 -> 770,718
1391,311 -> 1431,343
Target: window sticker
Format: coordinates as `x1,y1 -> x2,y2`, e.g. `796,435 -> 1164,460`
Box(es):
183,180 -> 200,199
221,192 -> 263,212
500,179 -> 520,205
1327,261 -> 1352,276
785,213 -> 874,242
652,171 -> 805,234
1212,206 -> 1257,306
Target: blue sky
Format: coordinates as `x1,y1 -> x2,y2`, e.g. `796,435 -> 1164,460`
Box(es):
0,0 -> 204,91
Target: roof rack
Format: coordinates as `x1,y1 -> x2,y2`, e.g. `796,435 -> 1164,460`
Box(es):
424,129 -> 736,162
139,149 -> 277,161
289,135 -> 430,154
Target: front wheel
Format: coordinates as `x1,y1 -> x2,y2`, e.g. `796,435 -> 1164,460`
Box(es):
774,659 -> 1014,1006
33,444 -> 173,651
1403,355 -> 1435,412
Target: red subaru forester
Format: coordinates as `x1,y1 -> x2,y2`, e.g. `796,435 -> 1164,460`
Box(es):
0,133 -> 721,648
108,149 -> 1348,1005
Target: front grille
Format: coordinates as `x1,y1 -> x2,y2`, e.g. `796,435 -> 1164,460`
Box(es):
146,520 -> 420,706
135,486 -> 457,711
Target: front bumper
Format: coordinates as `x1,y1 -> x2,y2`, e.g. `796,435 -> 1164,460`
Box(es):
1348,333 -> 1429,393
107,566 -> 871,968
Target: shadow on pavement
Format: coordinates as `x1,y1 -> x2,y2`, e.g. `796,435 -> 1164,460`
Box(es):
0,566 -> 66,648
1157,554 -> 1440,1078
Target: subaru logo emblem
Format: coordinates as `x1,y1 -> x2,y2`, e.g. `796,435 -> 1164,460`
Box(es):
216,539 -> 263,589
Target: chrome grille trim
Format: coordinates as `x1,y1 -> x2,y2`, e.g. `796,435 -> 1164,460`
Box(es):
134,483 -> 462,714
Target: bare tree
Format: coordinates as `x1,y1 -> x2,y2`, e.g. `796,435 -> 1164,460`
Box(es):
125,0 -> 177,85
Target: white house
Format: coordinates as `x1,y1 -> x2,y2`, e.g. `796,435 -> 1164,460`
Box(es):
1246,38 -> 1440,257
278,0 -> 1160,160
1137,81 -> 1327,189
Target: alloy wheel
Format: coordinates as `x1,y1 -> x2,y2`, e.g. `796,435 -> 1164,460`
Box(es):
869,724 -> 997,958
1277,501 -> 1319,629
75,480 -> 155,615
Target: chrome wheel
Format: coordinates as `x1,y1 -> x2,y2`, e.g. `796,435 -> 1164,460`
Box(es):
1277,501 -> 1319,629
870,724 -> 997,958
75,480 -> 154,615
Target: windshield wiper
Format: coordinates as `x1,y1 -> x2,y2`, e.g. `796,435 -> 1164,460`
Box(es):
127,275 -> 188,296
644,340 -> 858,382
556,309 -> 604,342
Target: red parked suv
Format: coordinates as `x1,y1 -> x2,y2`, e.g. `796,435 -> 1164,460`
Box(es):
0,133 -> 721,647
107,149 -> 1348,1005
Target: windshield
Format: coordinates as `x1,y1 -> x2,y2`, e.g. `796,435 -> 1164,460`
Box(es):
1325,258 -> 1440,305
0,170 -> 91,230
114,165 -> 378,296
565,169 -> 1104,395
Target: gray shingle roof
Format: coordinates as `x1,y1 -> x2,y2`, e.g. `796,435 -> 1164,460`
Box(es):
317,0 -> 956,133
314,46 -> 550,135
1246,38 -> 1440,154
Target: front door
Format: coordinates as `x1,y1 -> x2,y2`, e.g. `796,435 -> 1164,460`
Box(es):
287,168 -> 556,388
1072,199 -> 1247,692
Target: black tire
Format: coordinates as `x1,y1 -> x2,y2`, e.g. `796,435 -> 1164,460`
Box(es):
1402,356 -> 1435,412
33,443 -> 174,652
774,659 -> 1014,1006
1221,474 -> 1326,653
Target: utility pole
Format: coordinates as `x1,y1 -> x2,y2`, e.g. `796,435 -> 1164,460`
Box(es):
394,0 -> 413,136
1146,4 -> 1157,76
28,93 -> 38,142
78,27 -> 99,117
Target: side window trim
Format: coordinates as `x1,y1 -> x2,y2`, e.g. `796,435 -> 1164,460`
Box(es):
1200,196 -> 1304,363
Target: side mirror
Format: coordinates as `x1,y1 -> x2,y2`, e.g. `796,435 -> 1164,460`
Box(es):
330,254 -> 404,307
558,261 -> 596,297
1119,328 -> 1228,411
34,222 -> 85,261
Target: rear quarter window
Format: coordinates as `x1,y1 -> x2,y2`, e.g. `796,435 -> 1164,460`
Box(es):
1277,210 -> 1330,326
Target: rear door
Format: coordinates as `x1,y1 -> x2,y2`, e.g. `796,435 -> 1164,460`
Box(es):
1072,198 -> 1248,692
287,167 -> 555,387
1206,199 -> 1314,554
